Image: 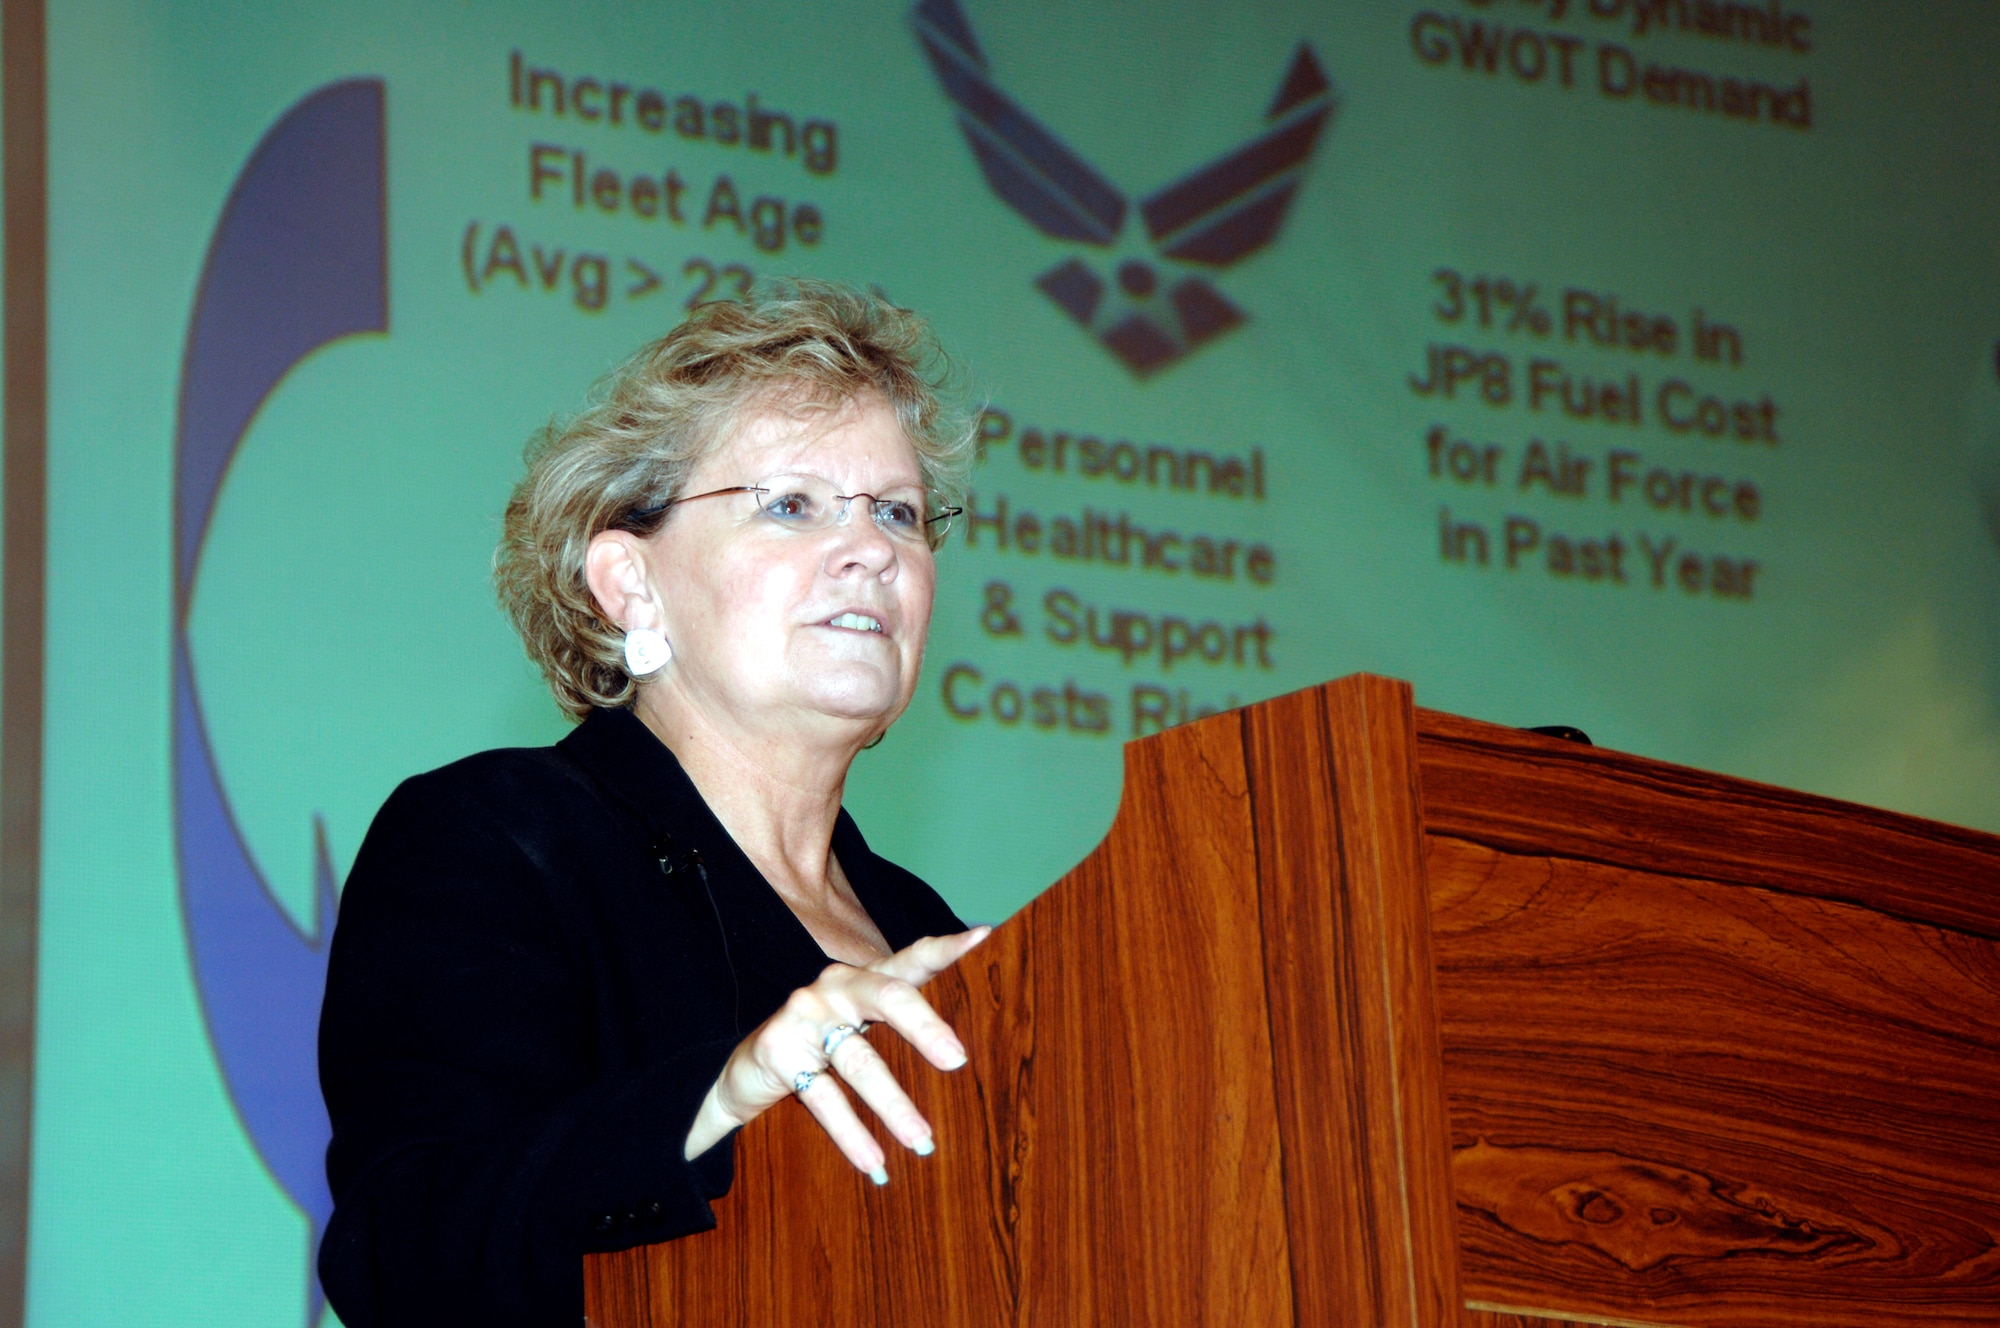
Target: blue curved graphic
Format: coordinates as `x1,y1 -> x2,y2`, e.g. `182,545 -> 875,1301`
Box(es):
171,78 -> 387,1326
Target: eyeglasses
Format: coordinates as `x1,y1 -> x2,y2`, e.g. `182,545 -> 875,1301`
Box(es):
634,474 -> 962,550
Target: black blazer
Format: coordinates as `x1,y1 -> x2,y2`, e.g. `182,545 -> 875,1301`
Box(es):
317,706 -> 964,1327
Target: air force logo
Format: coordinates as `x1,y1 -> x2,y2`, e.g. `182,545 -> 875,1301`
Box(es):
913,0 -> 1337,375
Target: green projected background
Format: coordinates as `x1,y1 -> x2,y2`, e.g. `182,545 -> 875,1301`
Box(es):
22,1 -> 2000,1322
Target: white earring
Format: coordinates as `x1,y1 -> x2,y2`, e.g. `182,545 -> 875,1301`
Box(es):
623,627 -> 672,676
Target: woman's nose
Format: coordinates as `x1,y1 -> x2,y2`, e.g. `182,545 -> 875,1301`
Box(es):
825,503 -> 898,572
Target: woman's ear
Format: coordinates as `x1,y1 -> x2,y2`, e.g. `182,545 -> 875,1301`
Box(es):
585,530 -> 662,632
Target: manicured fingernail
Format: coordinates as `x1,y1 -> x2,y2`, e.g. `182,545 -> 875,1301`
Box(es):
869,1166 -> 889,1186
913,1135 -> 935,1156
940,1044 -> 967,1069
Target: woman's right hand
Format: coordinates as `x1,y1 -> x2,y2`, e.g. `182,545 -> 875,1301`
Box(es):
683,927 -> 991,1181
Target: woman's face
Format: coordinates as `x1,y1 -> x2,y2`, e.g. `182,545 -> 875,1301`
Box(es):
645,392 -> 936,742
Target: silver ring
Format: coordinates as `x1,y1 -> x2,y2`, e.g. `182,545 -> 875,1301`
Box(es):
821,1023 -> 863,1059
792,1069 -> 818,1095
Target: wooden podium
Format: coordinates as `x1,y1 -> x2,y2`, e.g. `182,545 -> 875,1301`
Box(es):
586,675 -> 2000,1327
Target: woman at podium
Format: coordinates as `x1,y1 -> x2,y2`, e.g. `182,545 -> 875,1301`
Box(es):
316,281 -> 988,1327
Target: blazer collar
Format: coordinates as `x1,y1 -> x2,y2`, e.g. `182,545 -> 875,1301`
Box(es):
554,706 -> 908,995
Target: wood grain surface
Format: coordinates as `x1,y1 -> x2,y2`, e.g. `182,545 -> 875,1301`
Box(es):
1418,712 -> 2000,1325
1416,708 -> 2000,941
586,676 -> 1467,1327
1247,676 -> 1464,1327
1463,1309 -> 1668,1328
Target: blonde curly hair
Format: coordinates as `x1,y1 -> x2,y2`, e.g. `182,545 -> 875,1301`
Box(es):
495,279 -> 975,719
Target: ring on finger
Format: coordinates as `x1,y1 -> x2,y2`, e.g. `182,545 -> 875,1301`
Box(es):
821,1023 -> 864,1059
792,1069 -> 818,1096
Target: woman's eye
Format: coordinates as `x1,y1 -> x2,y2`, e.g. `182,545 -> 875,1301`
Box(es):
765,492 -> 815,521
878,500 -> 923,529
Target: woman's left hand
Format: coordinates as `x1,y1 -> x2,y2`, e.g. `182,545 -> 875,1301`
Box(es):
683,927 -> 991,1180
